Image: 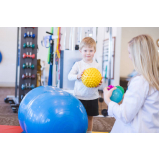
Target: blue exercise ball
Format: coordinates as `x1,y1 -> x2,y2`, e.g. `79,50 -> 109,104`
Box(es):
110,88 -> 123,103
18,86 -> 88,133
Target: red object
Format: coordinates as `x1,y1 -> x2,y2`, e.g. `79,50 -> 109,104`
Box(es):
23,53 -> 35,59
31,74 -> 35,79
22,74 -> 35,79
0,125 -> 23,133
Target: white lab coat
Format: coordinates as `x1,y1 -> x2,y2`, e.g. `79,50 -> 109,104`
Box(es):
108,75 -> 159,133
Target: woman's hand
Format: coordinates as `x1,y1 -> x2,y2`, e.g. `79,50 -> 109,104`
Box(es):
77,70 -> 85,80
103,87 -> 117,105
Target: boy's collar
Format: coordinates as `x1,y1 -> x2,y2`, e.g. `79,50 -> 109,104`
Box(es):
82,59 -> 94,64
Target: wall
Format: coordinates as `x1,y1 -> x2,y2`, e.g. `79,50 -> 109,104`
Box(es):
0,27 -> 17,87
0,27 -> 52,87
120,27 -> 159,78
96,27 -> 122,88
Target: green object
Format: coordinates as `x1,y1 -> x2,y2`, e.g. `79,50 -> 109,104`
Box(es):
47,27 -> 54,64
105,65 -> 107,83
47,47 -> 51,64
31,44 -> 35,48
116,86 -> 125,95
22,63 -> 26,69
22,63 -> 34,69
23,43 -> 26,48
31,64 -> 35,69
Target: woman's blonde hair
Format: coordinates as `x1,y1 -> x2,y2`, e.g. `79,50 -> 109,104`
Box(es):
79,37 -> 96,51
128,34 -> 159,91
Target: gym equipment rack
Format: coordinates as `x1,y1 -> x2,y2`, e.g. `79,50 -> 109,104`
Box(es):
4,27 -> 38,113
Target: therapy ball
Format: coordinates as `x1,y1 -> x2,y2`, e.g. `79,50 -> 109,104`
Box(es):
18,86 -> 88,133
81,68 -> 102,88
110,88 -> 123,103
116,86 -> 124,95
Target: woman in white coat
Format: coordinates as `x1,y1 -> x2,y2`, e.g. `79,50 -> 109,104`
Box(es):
103,35 -> 159,133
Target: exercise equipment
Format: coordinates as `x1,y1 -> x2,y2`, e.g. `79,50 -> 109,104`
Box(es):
108,85 -> 124,103
101,109 -> 108,117
22,62 -> 34,69
22,73 -> 35,79
23,42 -> 35,48
4,27 -> 38,113
0,51 -> 2,63
18,86 -> 88,133
116,85 -> 125,95
23,52 -> 35,59
81,68 -> 102,88
41,28 -> 58,86
21,83 -> 35,90
24,32 -> 35,38
110,88 -> 123,103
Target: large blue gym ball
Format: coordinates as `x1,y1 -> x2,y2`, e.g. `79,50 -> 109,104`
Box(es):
110,88 -> 123,103
18,86 -> 88,133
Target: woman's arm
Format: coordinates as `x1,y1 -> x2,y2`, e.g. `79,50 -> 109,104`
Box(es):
104,76 -> 149,123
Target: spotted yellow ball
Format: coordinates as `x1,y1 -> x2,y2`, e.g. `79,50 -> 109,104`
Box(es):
81,68 -> 102,88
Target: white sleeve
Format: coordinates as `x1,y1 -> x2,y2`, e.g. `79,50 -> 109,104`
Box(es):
97,63 -> 102,75
68,62 -> 79,81
108,76 -> 149,123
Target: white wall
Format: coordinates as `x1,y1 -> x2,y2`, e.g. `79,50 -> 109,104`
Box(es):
120,27 -> 159,78
37,27 -> 51,84
0,27 -> 17,87
96,27 -> 122,88
0,27 -> 52,87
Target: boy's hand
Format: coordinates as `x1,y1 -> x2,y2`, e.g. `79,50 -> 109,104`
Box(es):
95,78 -> 103,88
77,70 -> 85,80
103,87 -> 117,105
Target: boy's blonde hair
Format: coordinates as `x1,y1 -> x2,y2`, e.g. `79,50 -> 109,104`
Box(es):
128,34 -> 159,91
79,37 -> 96,51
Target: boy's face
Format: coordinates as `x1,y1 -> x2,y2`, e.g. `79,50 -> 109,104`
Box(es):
80,46 -> 96,62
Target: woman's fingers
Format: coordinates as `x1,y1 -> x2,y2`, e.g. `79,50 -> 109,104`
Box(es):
109,87 -> 117,92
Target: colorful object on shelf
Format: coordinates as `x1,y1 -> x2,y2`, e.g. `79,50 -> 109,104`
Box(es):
23,53 -> 35,59
0,51 -> 2,63
21,83 -> 35,90
24,32 -> 35,38
18,86 -> 88,133
22,62 -> 34,69
81,68 -> 102,88
56,27 -> 61,59
23,42 -> 35,48
48,27 -> 54,86
22,73 -> 35,79
47,27 -> 54,64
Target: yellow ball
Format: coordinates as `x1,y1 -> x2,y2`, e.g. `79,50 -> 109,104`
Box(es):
81,68 -> 102,88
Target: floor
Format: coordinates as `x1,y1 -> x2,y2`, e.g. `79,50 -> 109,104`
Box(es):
0,87 -> 115,132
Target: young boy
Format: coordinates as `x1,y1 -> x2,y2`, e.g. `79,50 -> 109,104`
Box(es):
68,37 -> 102,133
